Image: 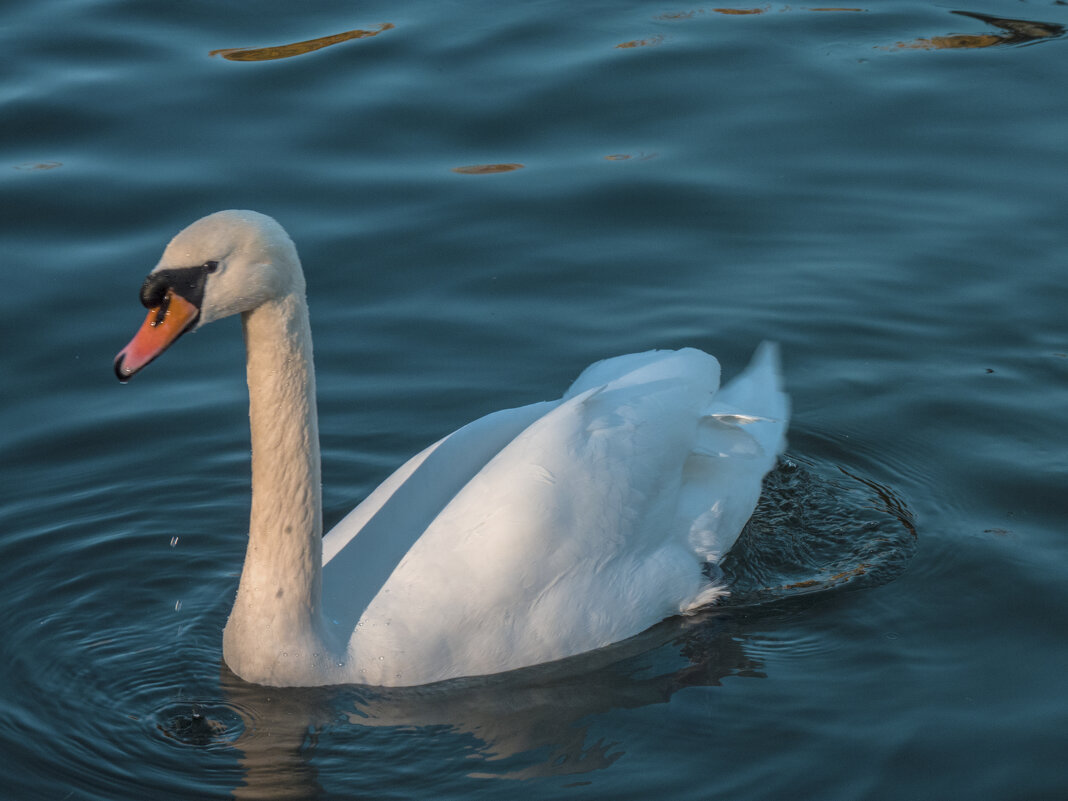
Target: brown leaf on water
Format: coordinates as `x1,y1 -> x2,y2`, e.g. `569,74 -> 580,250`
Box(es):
604,152 -> 659,161
211,23 -> 394,62
653,6 -> 864,24
830,564 -> 870,581
887,33 -> 1002,51
656,6 -> 864,20
13,161 -> 62,171
615,35 -> 665,48
656,10 -> 702,20
712,7 -> 770,15
885,11 -> 1064,51
451,163 -> 525,175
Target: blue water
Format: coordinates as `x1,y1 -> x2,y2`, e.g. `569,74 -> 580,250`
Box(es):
2,0 -> 1067,798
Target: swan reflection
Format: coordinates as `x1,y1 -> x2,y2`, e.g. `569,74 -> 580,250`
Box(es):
218,611 -> 762,795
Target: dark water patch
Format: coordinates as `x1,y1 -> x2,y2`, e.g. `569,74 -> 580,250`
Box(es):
721,454 -> 917,607
151,701 -> 244,747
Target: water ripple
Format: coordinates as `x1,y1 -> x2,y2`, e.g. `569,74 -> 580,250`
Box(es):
149,701 -> 245,749
720,454 -> 918,607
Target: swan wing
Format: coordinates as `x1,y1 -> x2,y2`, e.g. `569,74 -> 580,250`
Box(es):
320,400 -> 560,640
337,347 -> 786,685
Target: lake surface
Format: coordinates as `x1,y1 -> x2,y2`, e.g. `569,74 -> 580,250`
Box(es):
2,0 -> 1066,798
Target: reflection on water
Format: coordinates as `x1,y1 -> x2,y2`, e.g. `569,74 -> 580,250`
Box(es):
630,6 -> 1063,52
210,23 -> 394,62
604,152 -> 659,161
451,163 -> 525,174
12,161 -> 62,171
887,11 -> 1065,51
623,6 -> 867,49
710,7 -> 771,15
211,613 -> 760,794
654,5 -> 866,19
181,458 -> 915,794
615,35 -> 666,49
346,615 -> 760,781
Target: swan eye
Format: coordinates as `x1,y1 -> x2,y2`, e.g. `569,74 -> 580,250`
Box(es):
204,261 -> 220,273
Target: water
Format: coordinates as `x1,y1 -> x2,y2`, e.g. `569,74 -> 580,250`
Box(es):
2,0 -> 1067,797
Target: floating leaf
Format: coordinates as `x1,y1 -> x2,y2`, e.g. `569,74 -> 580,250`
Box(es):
211,23 -> 394,62
451,163 -> 525,175
13,161 -> 62,171
885,11 -> 1063,50
712,7 -> 769,15
615,35 -> 665,48
604,152 -> 658,161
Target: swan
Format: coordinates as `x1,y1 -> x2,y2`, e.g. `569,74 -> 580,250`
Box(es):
113,210 -> 789,687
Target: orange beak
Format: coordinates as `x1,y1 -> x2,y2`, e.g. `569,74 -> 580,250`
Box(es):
114,289 -> 200,382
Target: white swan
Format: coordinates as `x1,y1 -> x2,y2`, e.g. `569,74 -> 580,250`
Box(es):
114,210 -> 789,687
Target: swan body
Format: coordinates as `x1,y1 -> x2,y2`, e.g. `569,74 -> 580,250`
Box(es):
115,210 -> 789,687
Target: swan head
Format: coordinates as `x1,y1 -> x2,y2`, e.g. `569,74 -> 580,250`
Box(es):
114,210 -> 302,381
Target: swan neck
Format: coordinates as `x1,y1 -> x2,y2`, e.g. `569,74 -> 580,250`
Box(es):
244,292 -> 322,566
223,291 -> 332,683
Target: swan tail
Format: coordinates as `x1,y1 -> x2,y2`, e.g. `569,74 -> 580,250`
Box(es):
704,341 -> 789,465
679,342 -> 790,568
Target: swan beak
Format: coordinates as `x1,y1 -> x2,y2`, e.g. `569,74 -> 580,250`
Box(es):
114,290 -> 200,382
